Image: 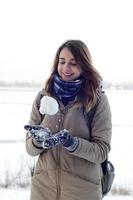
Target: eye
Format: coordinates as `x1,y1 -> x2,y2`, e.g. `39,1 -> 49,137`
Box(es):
70,62 -> 77,66
59,61 -> 65,65
59,58 -> 65,65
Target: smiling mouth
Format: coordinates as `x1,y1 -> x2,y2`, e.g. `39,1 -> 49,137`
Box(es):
63,73 -> 73,76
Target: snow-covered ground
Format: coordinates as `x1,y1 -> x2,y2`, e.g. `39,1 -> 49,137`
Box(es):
0,188 -> 133,200
0,88 -> 133,199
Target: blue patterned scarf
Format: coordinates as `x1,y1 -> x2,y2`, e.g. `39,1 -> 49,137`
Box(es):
53,74 -> 82,106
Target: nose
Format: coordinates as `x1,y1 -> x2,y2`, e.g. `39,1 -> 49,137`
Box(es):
64,62 -> 71,71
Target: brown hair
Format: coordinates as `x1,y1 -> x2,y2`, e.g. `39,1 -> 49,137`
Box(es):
44,39 -> 102,111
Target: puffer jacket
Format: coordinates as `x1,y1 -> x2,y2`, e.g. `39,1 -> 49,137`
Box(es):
25,89 -> 112,200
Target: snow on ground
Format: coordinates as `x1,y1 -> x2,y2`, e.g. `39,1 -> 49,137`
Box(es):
0,188 -> 133,200
0,188 -> 30,200
0,89 -> 133,199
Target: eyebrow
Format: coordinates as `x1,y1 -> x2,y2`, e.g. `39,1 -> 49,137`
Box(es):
59,57 -> 76,61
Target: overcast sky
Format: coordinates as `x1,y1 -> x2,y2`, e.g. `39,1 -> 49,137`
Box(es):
0,0 -> 133,83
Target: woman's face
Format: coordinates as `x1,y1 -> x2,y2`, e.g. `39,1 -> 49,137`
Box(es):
57,48 -> 81,81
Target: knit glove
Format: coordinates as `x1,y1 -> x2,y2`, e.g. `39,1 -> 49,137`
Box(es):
55,129 -> 79,152
41,129 -> 79,151
24,125 -> 79,151
24,125 -> 53,149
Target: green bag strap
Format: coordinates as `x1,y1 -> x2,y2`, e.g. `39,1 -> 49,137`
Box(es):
85,104 -> 98,131
85,100 -> 108,174
86,96 -> 115,196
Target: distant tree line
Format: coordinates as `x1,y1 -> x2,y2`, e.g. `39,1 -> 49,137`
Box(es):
103,81 -> 133,90
0,80 -> 42,88
0,80 -> 133,90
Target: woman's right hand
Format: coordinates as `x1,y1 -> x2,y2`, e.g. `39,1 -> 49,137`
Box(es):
24,124 -> 53,149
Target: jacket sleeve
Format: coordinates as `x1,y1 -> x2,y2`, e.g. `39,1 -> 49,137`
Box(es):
25,91 -> 45,156
71,93 -> 112,164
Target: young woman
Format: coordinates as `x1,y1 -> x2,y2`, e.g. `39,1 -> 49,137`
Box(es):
25,39 -> 112,200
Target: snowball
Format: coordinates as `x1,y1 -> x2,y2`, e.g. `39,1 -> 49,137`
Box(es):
39,96 -> 59,115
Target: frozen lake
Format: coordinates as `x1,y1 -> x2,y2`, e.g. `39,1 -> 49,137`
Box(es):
0,87 -> 133,197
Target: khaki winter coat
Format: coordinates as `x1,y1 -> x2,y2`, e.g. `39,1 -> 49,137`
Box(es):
26,89 -> 112,200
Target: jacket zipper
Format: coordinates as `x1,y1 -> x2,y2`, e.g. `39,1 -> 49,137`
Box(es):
56,112 -> 63,200
56,145 -> 61,200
